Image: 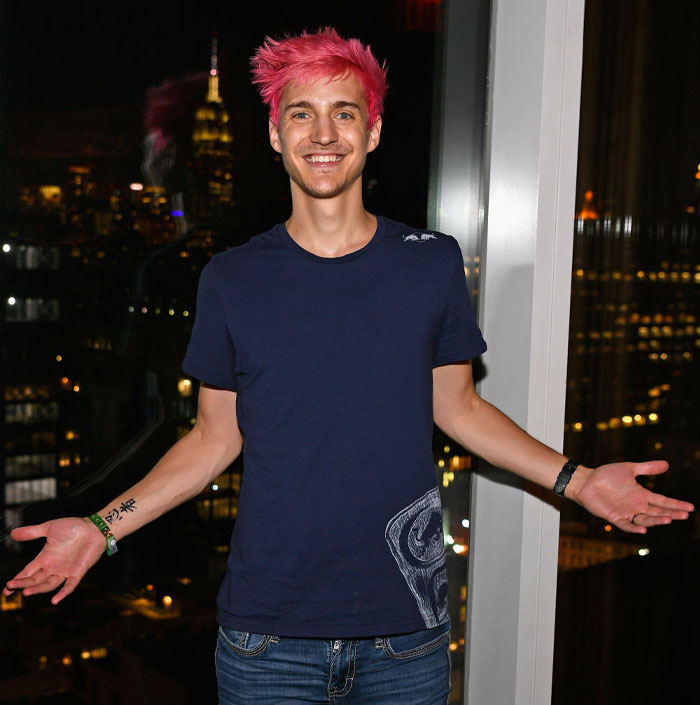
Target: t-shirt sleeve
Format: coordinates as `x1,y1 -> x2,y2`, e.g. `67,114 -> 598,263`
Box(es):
432,238 -> 487,367
182,258 -> 238,390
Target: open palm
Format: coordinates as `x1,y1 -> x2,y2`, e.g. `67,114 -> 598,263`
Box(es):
575,460 -> 694,534
2,517 -> 105,604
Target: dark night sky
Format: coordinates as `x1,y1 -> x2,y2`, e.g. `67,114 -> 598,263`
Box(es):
6,0 -> 697,220
1,1 -> 438,227
1,1 -> 412,111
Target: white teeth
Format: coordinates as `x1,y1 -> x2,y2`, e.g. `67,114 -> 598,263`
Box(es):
307,155 -> 343,163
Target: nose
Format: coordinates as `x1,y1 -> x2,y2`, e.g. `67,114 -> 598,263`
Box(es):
310,114 -> 338,145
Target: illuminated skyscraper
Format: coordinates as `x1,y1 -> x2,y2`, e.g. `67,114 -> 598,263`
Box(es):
191,35 -> 234,221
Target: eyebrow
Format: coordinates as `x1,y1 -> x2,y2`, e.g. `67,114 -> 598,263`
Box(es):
284,100 -> 363,113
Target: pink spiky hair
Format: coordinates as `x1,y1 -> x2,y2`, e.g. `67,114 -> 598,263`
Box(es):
144,73 -> 208,155
250,27 -> 388,128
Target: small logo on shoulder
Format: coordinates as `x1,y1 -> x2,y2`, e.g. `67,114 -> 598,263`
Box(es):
403,232 -> 437,242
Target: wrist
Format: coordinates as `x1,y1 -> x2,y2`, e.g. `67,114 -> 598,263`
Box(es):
562,464 -> 593,503
84,514 -> 118,556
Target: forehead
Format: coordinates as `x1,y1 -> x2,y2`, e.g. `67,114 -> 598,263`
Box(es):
280,73 -> 367,111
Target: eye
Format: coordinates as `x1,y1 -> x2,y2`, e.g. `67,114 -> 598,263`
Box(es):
291,111 -> 310,120
336,111 -> 353,120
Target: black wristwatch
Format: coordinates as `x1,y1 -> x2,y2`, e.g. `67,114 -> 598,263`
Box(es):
553,460 -> 579,497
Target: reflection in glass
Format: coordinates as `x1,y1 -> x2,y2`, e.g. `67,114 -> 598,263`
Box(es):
0,4 -> 456,703
554,2 -> 700,703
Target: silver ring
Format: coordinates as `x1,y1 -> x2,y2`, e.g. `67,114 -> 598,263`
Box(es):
631,514 -> 639,525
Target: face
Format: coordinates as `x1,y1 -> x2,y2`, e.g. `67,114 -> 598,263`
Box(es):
269,73 -> 382,201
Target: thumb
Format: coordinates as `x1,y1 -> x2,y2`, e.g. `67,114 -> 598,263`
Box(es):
632,460 -> 670,477
10,523 -> 49,542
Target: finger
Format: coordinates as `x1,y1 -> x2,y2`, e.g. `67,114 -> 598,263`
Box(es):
618,519 -> 647,535
632,460 -> 669,477
5,558 -> 43,583
647,493 -> 694,513
643,506 -> 690,520
632,514 -> 671,528
2,585 -> 15,596
52,577 -> 79,605
24,575 -> 66,597
5,570 -> 48,590
10,523 -> 50,542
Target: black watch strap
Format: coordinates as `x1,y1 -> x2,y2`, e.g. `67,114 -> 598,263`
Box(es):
553,460 -> 579,497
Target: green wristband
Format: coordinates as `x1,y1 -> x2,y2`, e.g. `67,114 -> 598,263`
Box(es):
88,514 -> 118,556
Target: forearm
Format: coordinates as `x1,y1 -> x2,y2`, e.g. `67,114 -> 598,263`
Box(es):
437,394 -> 590,501
91,425 -> 242,542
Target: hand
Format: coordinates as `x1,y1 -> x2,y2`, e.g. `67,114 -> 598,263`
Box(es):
2,517 -> 106,604
570,460 -> 694,534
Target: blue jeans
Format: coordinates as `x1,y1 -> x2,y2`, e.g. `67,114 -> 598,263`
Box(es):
215,622 -> 451,704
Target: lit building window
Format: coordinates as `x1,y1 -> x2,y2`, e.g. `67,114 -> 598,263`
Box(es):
1,592 -> 23,611
6,454 -> 56,479
178,378 -> 193,397
4,401 -> 59,425
5,478 -> 57,504
4,298 -> 60,322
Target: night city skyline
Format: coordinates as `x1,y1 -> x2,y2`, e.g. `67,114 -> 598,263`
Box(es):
1,2 -> 699,704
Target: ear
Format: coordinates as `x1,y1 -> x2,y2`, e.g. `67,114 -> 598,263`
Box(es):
366,116 -> 382,154
269,118 -> 282,154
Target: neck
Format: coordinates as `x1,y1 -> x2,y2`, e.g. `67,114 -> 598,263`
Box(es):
285,181 -> 377,258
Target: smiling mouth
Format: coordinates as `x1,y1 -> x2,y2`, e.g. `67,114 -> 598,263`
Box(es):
304,154 -> 344,164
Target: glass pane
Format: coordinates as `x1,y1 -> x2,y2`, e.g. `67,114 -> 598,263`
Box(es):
554,2 -> 700,703
428,1 -> 491,700
0,3 -> 488,703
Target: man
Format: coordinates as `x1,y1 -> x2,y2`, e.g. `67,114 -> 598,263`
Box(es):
3,28 -> 694,705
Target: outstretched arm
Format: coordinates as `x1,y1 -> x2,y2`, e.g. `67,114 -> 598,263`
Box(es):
2,383 -> 242,604
433,361 -> 694,533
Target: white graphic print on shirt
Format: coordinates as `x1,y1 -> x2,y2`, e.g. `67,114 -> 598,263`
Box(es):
385,487 -> 448,628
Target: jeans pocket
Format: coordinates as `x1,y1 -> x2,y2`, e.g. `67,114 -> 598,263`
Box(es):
381,622 -> 451,660
218,626 -> 276,657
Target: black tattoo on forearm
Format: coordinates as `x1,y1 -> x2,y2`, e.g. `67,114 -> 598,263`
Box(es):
104,498 -> 137,524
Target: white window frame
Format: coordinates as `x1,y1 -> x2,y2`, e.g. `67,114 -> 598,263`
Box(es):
431,0 -> 585,702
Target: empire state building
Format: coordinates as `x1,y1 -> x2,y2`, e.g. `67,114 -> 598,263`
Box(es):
191,35 -> 234,219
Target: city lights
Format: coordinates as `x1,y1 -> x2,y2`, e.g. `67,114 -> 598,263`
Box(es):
7,296 -> 16,305
638,548 -> 650,557
2,243 -> 10,253
462,519 -> 470,528
129,182 -> 144,191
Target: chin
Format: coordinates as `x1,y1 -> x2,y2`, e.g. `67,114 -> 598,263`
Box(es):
293,178 -> 351,200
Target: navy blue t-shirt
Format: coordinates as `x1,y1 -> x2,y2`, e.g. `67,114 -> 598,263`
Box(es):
182,216 -> 486,637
